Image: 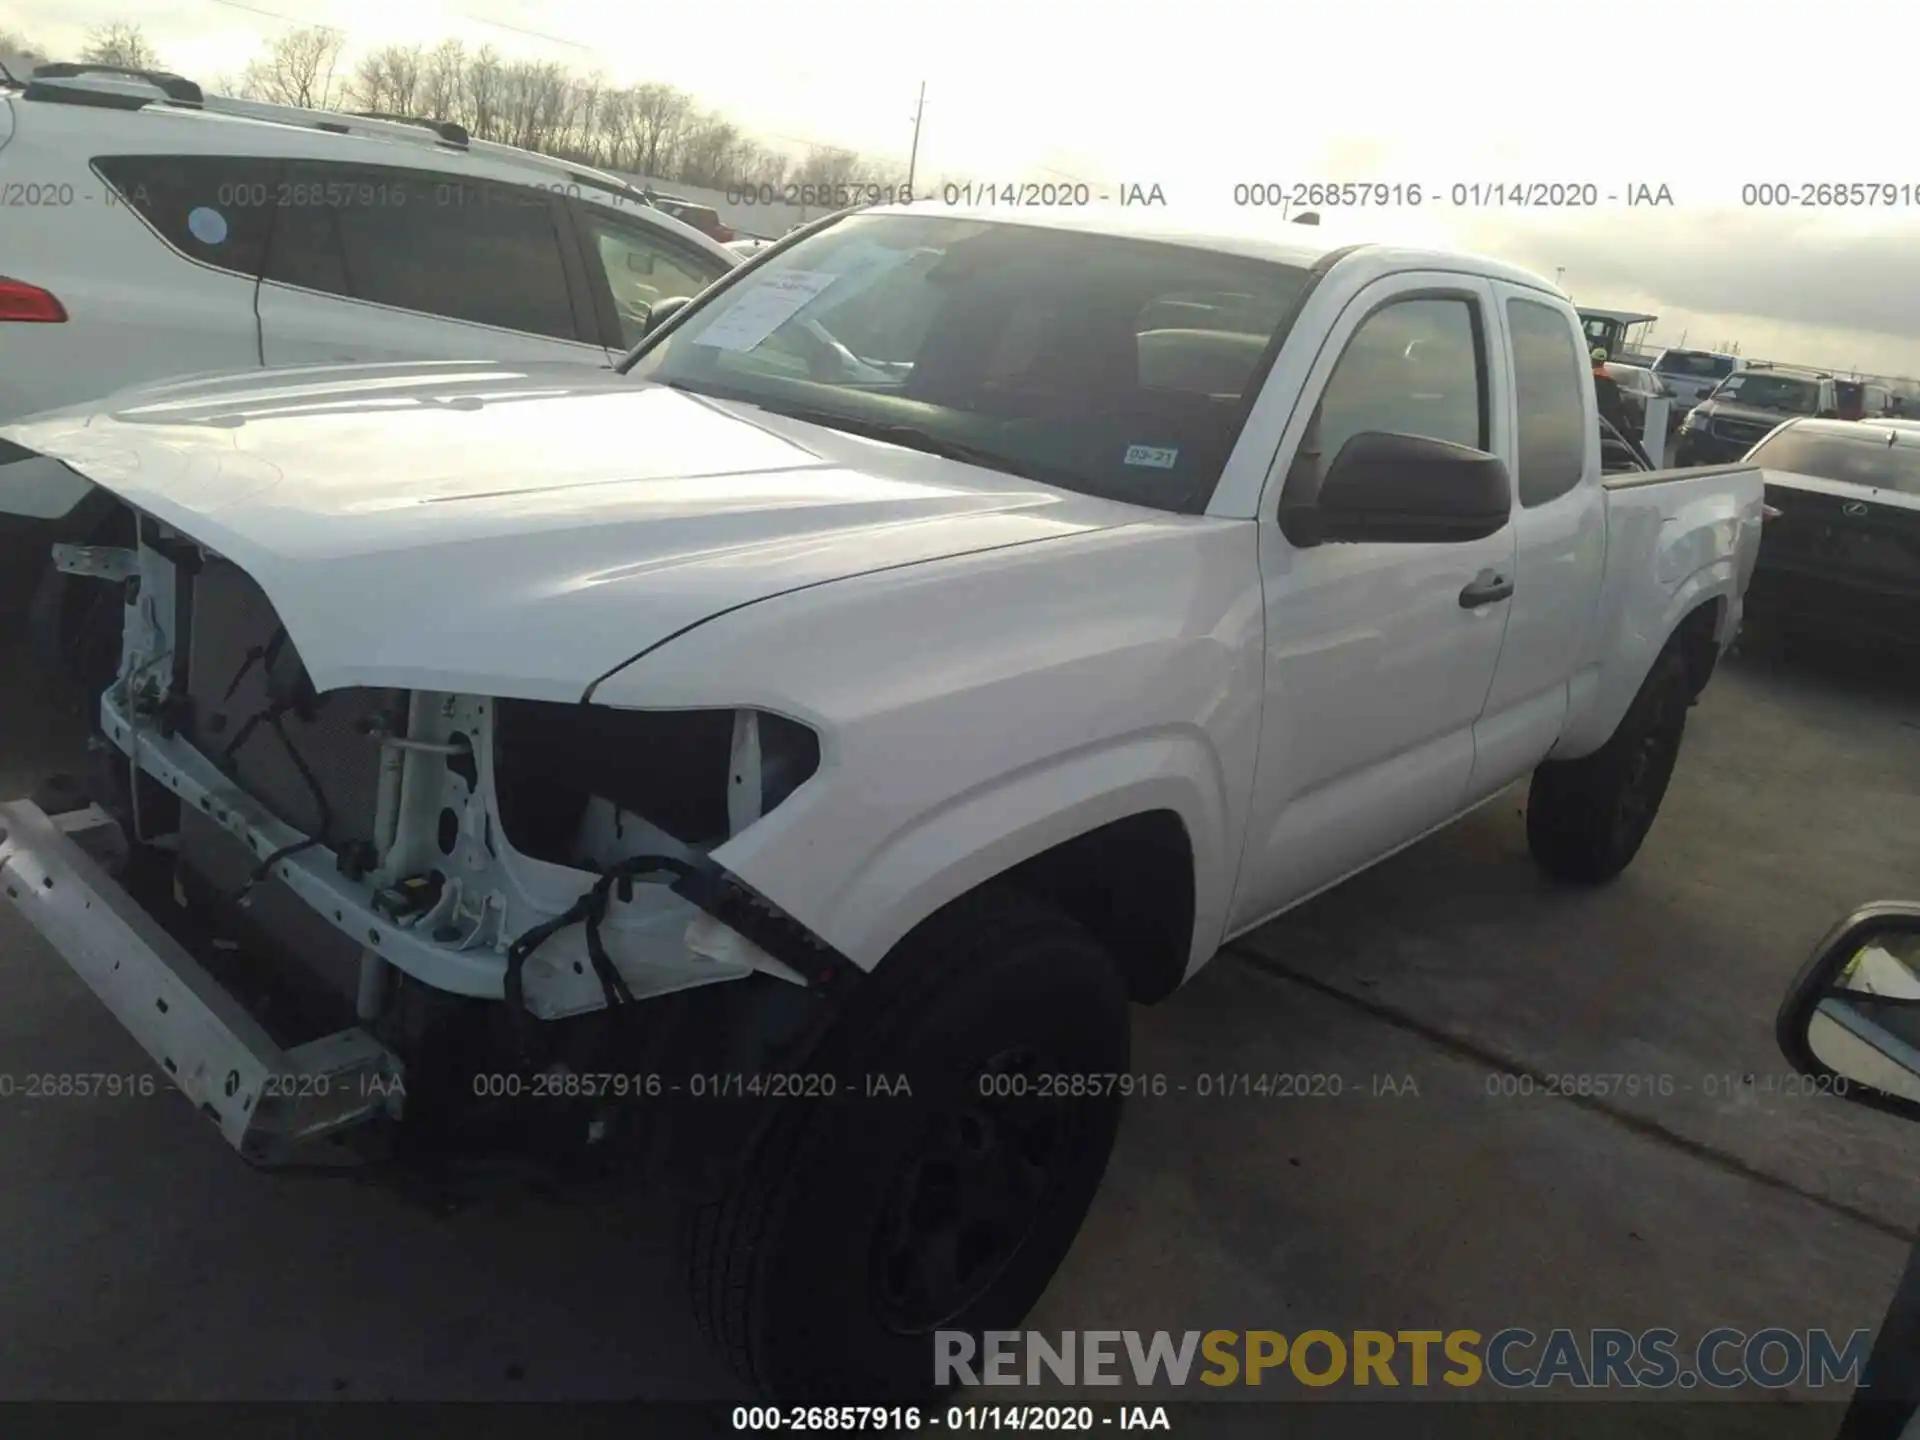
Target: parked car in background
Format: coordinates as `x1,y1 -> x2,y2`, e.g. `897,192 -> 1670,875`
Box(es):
0,208 -> 1767,1401
1651,347 -> 1745,415
1604,361 -> 1671,436
0,62 -> 741,689
1740,417 -> 1920,651
1835,379 -> 1896,422
1675,366 -> 1839,465
644,190 -> 737,243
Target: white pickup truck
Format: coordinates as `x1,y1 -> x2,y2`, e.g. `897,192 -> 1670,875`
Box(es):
0,208 -> 1766,1401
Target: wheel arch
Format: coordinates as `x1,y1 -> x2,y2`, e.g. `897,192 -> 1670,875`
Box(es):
1553,568 -> 1738,761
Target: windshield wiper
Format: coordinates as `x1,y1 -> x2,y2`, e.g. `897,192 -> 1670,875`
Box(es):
755,404 -> 1046,481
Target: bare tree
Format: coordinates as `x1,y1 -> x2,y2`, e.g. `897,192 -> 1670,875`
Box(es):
0,26 -> 50,74
81,21 -> 162,70
346,42 -> 424,115
418,38 -> 467,123
675,112 -> 753,189
628,82 -> 694,178
235,25 -> 348,110
208,21 -> 888,194
463,44 -> 504,141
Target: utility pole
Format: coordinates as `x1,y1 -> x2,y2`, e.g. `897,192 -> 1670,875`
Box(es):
906,82 -> 926,198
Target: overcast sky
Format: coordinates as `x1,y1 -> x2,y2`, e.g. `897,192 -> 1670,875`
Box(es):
10,0 -> 1920,374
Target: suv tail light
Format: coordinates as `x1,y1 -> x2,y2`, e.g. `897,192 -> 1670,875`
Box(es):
0,278 -> 67,322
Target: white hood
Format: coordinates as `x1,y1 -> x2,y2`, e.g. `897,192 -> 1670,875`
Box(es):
1,361 -> 1141,700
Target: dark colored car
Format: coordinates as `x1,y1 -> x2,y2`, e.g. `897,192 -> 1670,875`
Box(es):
1675,368 -> 1837,465
1835,379 -> 1896,422
1604,362 -> 1671,438
1743,418 -> 1920,650
647,193 -> 736,243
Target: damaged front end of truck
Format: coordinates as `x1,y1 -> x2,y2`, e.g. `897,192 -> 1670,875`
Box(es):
2,501 -> 858,1195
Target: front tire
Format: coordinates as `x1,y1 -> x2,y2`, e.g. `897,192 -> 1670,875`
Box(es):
1526,646 -> 1691,884
684,888 -> 1129,1401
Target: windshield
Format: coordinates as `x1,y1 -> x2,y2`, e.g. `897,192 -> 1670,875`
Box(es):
623,213 -> 1316,513
1749,429 -> 1920,495
1712,373 -> 1820,412
1654,351 -> 1737,379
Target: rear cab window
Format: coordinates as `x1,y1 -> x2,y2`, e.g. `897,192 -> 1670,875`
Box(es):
1507,297 -> 1590,504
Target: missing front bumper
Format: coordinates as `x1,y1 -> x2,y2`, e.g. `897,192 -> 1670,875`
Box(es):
0,799 -> 402,1165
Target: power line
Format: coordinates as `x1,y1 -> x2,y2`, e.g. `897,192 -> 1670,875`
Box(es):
451,11 -> 591,51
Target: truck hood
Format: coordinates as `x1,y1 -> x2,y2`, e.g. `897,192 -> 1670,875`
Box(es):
0,361 -> 1141,700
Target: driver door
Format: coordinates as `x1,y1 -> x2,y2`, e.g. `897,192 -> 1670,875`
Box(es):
1227,275 -> 1518,933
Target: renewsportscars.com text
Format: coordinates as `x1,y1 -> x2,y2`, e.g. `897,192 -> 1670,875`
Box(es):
935,1328 -> 1872,1390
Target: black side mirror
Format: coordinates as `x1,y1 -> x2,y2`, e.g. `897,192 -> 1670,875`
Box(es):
640,294 -> 691,338
1776,902 -> 1920,1121
1283,431 -> 1511,546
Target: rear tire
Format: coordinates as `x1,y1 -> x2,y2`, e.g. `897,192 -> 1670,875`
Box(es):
1526,646 -> 1691,885
684,887 -> 1130,1402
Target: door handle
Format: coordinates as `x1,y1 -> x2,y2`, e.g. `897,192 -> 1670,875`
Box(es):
1459,569 -> 1514,608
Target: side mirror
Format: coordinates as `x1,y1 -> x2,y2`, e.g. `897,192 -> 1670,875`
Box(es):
1776,903 -> 1920,1120
1284,431 -> 1511,546
640,294 -> 691,338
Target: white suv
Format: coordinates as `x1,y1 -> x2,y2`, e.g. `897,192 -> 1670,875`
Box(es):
0,62 -> 740,441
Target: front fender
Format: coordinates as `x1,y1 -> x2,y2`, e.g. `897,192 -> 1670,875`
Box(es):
750,731 -> 1232,974
590,518 -> 1268,978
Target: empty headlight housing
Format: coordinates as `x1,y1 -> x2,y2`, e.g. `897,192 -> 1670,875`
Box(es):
492,701 -> 820,866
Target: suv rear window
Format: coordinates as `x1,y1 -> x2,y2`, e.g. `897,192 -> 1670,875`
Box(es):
1749,428 -> 1920,495
92,154 -> 279,279
261,160 -> 581,341
1654,351 -> 1737,379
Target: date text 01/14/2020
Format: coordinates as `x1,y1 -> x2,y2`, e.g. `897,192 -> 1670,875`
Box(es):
1229,182 -> 1675,209
730,1404 -> 1171,1431
1481,1072 -> 1854,1100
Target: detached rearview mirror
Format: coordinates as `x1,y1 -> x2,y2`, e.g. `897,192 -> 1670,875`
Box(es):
627,251 -> 657,276
1283,430 -> 1511,547
1776,902 -> 1920,1119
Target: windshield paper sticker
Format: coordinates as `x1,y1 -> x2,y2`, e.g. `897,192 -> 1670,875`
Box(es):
696,271 -> 841,352
1124,444 -> 1179,469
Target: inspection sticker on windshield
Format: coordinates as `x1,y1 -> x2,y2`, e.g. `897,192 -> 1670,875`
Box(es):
1123,444 -> 1179,469
696,271 -> 840,352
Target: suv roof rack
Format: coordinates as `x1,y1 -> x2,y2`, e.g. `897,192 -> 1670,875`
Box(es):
18,64 -> 669,205
198,94 -> 472,151
27,62 -> 204,105
349,110 -> 470,147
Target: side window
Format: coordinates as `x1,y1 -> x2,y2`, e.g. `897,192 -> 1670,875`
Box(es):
92,154 -> 279,279
1312,295 -> 1486,470
262,162 -> 580,341
574,204 -> 731,349
1507,297 -> 1589,506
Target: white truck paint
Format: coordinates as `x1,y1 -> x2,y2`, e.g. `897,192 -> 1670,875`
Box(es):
0,208 -> 1768,1400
